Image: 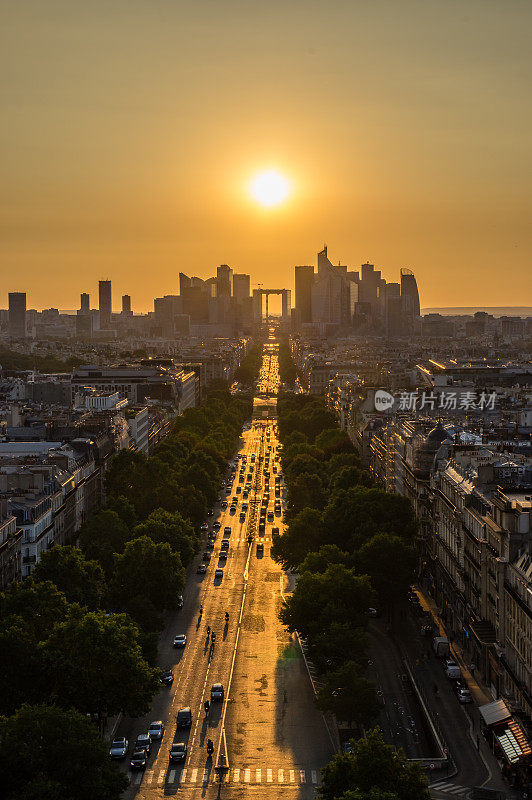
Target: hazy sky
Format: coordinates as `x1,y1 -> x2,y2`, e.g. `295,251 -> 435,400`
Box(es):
2,0 -> 531,311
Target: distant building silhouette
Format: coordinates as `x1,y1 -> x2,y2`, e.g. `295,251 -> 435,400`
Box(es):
295,265 -> 314,323
8,292 -> 26,338
80,292 -> 90,313
122,294 -> 132,315
98,280 -> 112,329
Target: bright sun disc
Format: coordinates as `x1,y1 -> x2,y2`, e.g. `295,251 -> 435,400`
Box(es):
250,170 -> 290,207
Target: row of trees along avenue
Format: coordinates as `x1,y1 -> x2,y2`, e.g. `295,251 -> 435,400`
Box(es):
0,380 -> 254,800
273,375 -> 428,799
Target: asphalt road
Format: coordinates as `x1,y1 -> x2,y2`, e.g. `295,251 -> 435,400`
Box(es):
117,349 -> 335,798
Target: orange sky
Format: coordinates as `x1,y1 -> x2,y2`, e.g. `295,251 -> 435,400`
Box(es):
2,0 -> 531,311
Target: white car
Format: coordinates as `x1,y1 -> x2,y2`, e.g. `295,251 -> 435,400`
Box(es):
173,634 -> 187,648
109,738 -> 128,759
148,721 -> 164,740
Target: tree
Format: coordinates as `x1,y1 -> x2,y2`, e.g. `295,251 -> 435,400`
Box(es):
78,509 -> 130,576
339,790 -> 400,800
287,473 -> 326,516
271,508 -> 324,571
322,488 -> 417,551
105,495 -> 137,529
315,428 -> 353,456
0,579 -> 71,640
318,752 -> 358,800
0,617 -> 46,715
329,466 -> 373,494
43,610 -> 159,719
32,546 -> 106,609
0,704 -> 128,800
317,661 -> 380,727
299,545 -> 351,575
111,536 -> 184,613
308,621 -> 369,674
280,564 -> 375,642
351,728 -> 429,800
133,508 -> 199,566
104,449 -> 151,515
357,534 -> 417,610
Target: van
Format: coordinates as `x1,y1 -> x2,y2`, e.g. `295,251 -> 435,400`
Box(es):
445,663 -> 461,680
433,636 -> 450,657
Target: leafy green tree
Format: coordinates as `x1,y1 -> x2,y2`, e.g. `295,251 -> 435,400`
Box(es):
317,661 -> 380,727
0,618 -> 46,715
280,564 -> 375,641
308,622 -> 369,674
111,536 -> 184,612
0,704 -> 128,800
43,610 -> 159,719
78,509 -> 130,576
330,466 -> 373,493
0,579 -> 71,640
349,728 -> 429,800
104,449 -> 151,514
323,488 -> 417,551
287,474 -> 327,516
271,508 -> 324,571
357,534 -> 417,609
318,752 -> 358,800
315,428 -> 353,456
133,508 -> 199,566
299,545 -> 351,575
105,495 -> 137,529
32,546 -> 106,609
328,453 -> 363,473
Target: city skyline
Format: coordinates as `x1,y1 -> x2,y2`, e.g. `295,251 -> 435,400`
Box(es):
3,1 -> 532,311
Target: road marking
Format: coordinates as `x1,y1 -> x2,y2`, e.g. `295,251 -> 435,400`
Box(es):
244,768 -> 250,782
267,768 -> 273,783
290,769 -> 295,783
157,769 -> 165,784
233,768 -> 240,782
168,769 -> 176,783
133,772 -> 142,784
181,768 -> 187,783
300,770 -> 306,783
190,768 -> 197,783
145,770 -> 154,784
256,768 -> 261,783
202,768 -> 209,784
311,770 -> 318,784
278,768 -> 284,783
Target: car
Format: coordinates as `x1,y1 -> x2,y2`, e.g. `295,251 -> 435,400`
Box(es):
220,539 -> 229,550
259,521 -> 265,532
148,721 -> 164,740
223,526 -> 231,536
242,502 -> 248,511
173,634 -> 187,648
367,607 -> 380,618
444,658 -> 458,670
160,668 -> 174,685
211,683 -> 224,701
215,568 -> 224,580
134,733 -> 151,754
109,738 -> 128,759
130,748 -> 148,770
177,594 -> 184,608
236,486 -> 242,494
271,527 -> 279,535
197,564 -> 207,574
239,512 -> 246,522
225,487 -> 231,495
206,540 -> 215,550
456,685 -> 471,703
257,541 -> 264,555
200,523 -> 208,531
267,511 -> 274,520
213,521 -> 221,530
219,550 -> 227,561
202,551 -> 211,562
169,742 -> 188,763
229,505 -> 236,514
176,706 -> 192,728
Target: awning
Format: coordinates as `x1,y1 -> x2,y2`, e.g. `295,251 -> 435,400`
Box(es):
494,718 -> 532,764
479,699 -> 511,727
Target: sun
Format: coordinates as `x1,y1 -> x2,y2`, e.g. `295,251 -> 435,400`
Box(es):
249,170 -> 290,207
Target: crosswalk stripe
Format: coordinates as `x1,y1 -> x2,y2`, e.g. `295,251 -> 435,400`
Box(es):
300,770 -> 306,783
244,768 -> 250,783
145,770 -> 154,784
290,769 -> 295,783
447,789 -> 467,796
233,768 -> 240,782
168,769 -> 176,783
256,768 -> 261,783
311,770 -> 318,784
278,768 -> 284,783
267,768 -> 273,783
157,769 -> 165,784
190,768 -> 198,783
181,768 -> 187,783
202,768 -> 209,784
133,772 -> 142,785
432,782 -> 455,790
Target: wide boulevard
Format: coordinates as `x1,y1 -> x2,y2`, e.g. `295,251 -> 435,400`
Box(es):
117,340 -> 335,798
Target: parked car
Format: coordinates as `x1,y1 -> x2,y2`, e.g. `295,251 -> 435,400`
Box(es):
456,683 -> 471,703
160,668 -> 174,685
202,551 -> 211,562
173,634 -> 187,648
200,523 -> 208,531
109,738 -> 128,759
197,564 -> 207,574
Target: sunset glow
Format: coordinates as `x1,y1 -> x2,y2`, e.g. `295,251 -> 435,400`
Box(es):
249,170 -> 290,207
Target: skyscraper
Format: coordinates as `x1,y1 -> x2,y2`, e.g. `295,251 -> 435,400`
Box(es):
8,293 -> 26,338
98,280 -> 112,329
122,294 -> 132,315
80,293 -> 90,313
294,265 -> 314,323
400,268 -> 421,318
233,273 -> 250,304
217,265 -> 233,297
179,273 -> 191,294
